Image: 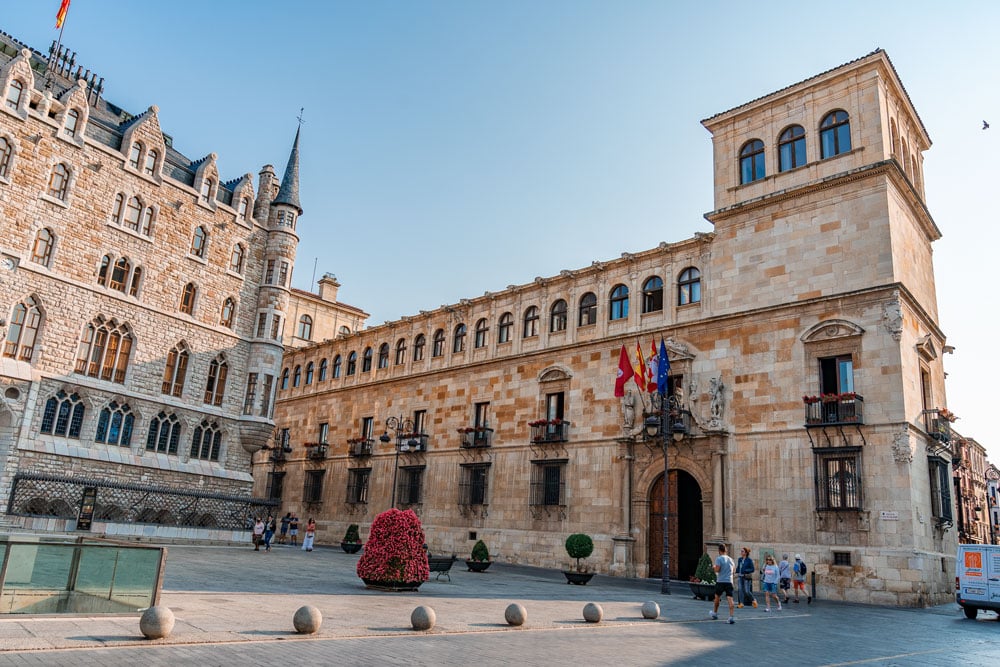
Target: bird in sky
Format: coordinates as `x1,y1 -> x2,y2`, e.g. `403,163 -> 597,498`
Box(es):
984,120 -> 990,130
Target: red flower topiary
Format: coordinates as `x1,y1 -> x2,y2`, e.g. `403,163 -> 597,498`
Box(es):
356,508 -> 429,584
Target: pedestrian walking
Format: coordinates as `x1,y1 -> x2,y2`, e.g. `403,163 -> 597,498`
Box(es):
251,516 -> 264,551
278,512 -> 291,545
761,554 -> 782,611
263,514 -> 275,552
302,518 -> 316,552
289,513 -> 299,546
778,553 -> 792,603
711,544 -> 737,624
792,554 -> 811,603
736,547 -> 757,608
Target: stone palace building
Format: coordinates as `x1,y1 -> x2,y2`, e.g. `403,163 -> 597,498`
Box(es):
267,50 -> 961,606
0,29 -> 353,538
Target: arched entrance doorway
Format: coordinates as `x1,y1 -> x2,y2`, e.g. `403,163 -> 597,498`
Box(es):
648,469 -> 703,580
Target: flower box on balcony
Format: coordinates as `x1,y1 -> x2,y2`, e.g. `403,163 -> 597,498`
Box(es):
348,438 -> 374,457
304,443 -> 328,459
804,393 -> 863,426
529,419 -> 570,444
399,433 -> 429,453
459,427 -> 493,448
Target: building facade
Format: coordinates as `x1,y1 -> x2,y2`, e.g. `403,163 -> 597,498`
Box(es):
285,274 -> 369,350
0,32 -> 307,537
267,50 -> 960,605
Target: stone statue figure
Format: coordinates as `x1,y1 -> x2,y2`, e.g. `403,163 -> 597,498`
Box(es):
621,389 -> 636,430
709,376 -> 724,428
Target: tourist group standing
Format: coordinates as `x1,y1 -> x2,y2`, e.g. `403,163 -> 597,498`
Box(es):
713,546 -> 810,624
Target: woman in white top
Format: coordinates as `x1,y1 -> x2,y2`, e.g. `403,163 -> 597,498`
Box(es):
761,554 -> 782,611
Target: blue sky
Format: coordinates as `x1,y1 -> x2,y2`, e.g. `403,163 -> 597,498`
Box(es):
3,1 -> 998,462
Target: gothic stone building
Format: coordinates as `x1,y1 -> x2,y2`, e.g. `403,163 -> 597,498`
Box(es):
266,50 -> 958,605
0,31 -> 313,538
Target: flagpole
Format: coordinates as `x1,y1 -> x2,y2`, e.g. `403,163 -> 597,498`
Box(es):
47,2 -> 71,87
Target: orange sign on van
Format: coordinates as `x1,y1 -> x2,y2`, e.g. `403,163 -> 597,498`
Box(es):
965,551 -> 982,569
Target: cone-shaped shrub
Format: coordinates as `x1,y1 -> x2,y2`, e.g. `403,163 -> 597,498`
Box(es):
356,509 -> 429,584
694,552 -> 716,584
343,524 -> 361,543
471,539 -> 489,562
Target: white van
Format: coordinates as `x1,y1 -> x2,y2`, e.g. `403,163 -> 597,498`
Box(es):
956,544 -> 1000,619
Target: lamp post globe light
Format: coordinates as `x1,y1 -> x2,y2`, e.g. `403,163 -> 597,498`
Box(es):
380,415 -> 413,509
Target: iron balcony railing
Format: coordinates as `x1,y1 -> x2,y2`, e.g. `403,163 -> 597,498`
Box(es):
459,427 -> 493,448
529,420 -> 570,443
304,443 -> 329,460
804,394 -> 864,426
397,434 -> 429,453
348,438 -> 374,457
921,409 -> 953,444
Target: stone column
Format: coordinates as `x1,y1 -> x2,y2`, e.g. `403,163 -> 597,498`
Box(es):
711,448 -> 725,543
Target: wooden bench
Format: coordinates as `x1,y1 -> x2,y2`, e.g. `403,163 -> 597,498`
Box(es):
427,554 -> 457,582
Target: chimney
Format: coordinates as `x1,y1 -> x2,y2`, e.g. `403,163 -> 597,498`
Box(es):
318,273 -> 340,302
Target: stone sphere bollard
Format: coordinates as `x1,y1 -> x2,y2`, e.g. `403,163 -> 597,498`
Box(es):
411,605 -> 436,631
139,605 -> 175,639
641,601 -> 660,619
293,605 -> 322,634
582,602 -> 603,623
505,603 -> 527,626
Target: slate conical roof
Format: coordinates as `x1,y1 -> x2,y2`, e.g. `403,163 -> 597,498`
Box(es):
273,127 -> 302,214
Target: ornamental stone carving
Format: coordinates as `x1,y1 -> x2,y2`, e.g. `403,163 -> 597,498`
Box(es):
883,298 -> 903,342
892,428 -> 913,463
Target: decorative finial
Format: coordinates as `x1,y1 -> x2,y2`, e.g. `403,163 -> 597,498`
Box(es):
297,107 -> 306,127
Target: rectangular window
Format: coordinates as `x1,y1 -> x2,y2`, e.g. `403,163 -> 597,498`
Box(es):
832,551 -> 852,566
264,260 -> 275,285
474,402 -> 489,429
303,470 -> 325,503
397,466 -> 424,505
459,463 -> 490,506
929,456 -> 953,526
266,471 -> 285,500
318,422 -> 329,444
361,416 -> 374,439
820,355 -> 854,395
279,261 -> 290,286
346,468 -> 371,504
270,315 -> 281,340
413,409 -> 427,434
546,392 -> 564,421
530,459 -> 567,506
814,448 -> 862,510
258,374 -> 273,418
242,372 -> 257,416
256,313 -> 267,338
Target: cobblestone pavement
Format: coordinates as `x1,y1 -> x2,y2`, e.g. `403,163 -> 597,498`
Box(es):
1,543 -> 999,665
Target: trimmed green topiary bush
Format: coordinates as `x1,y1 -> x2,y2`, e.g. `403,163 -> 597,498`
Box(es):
471,539 -> 489,562
565,533 -> 594,571
693,551 -> 716,584
343,524 -> 361,543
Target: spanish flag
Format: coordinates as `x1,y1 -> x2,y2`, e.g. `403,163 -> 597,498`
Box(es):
633,342 -> 648,392
56,0 -> 71,29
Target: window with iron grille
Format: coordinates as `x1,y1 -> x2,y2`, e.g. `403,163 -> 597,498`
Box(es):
530,459 -> 567,506
832,551 -> 852,566
459,463 -> 490,506
303,470 -> 325,503
266,471 -> 285,500
397,466 -> 424,505
928,456 -> 953,526
814,448 -> 862,510
346,468 -> 371,504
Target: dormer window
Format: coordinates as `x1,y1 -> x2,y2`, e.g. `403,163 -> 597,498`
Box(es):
238,197 -> 250,220
201,178 -> 213,203
144,149 -> 158,176
128,142 -> 142,169
64,109 -> 79,137
5,80 -> 22,110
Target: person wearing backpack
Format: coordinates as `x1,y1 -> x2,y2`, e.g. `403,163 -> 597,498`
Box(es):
792,554 -> 811,603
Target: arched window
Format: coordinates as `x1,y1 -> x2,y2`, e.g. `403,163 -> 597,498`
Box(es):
432,329 -> 445,357
31,228 -> 54,266
550,299 -> 568,332
179,283 -> 197,315
4,296 -> 41,361
146,412 -> 181,454
161,343 -> 190,397
107,257 -> 130,292
220,297 -> 236,328
453,324 -> 466,353
141,206 -> 155,236
362,347 -> 373,372
298,315 -> 313,340
678,267 -> 702,305
238,196 -> 250,220
64,109 -> 80,138
47,163 -> 70,200
128,142 -> 142,169
739,139 -> 765,184
190,226 -> 207,257
190,419 -> 222,461
318,358 -> 328,381
609,284 -> 629,320
144,149 -> 158,176
332,355 -> 343,378
395,338 -> 407,365
98,255 -> 111,285
305,361 -> 314,385
95,401 -> 134,447
0,136 -> 13,178
230,244 -> 245,273
413,334 -> 426,361
123,197 -> 142,231
111,193 -> 124,223
494,313 -> 511,344
74,316 -> 132,383
377,343 -> 390,369
200,178 -> 214,203
293,365 -> 302,387
347,351 -> 358,375
129,266 -> 142,297
474,318 -> 489,348
778,125 -> 806,172
642,276 -> 663,313
338,326 -> 351,337
280,367 -> 289,390
204,356 -> 228,406
40,390 -> 85,438
578,293 -> 597,326
820,110 -> 851,158
523,306 -> 539,338
5,80 -> 23,110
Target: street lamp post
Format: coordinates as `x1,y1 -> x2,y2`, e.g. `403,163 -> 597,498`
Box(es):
380,415 -> 413,509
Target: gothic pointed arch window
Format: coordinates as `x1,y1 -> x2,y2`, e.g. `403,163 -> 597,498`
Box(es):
5,79 -> 23,110
642,276 -> 663,313
523,306 -> 539,338
413,334 -> 426,361
144,149 -> 158,176
190,226 -> 208,258
220,297 -> 236,328
146,412 -> 181,455
141,206 -> 155,236
347,351 -> 358,375
678,267 -> 701,305
95,400 -> 134,447
111,193 -> 124,223
109,258 -> 131,292
497,313 -> 513,344
297,314 -> 313,340
200,177 -> 214,204
432,329 -> 445,357
123,196 -> 142,231
609,284 -> 629,320
63,109 -> 80,138
204,355 -> 228,406
0,135 -> 13,178
332,354 -> 342,378
230,243 -> 245,274
161,342 -> 190,397
362,347 -> 373,372
474,319 -> 489,348
128,142 -> 142,169
578,293 -> 597,327
238,196 -> 250,221
305,361 -> 314,385
453,324 -> 466,353
40,390 -> 85,438
47,163 -> 70,200
4,296 -> 42,361
31,228 -> 54,266
129,266 -> 143,297
395,338 -> 407,365
74,317 -> 133,383
179,283 -> 197,315
550,299 -> 568,332
820,110 -> 852,158
190,419 -> 222,461
378,343 -> 390,369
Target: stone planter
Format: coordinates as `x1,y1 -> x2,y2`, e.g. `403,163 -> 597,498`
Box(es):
465,559 -> 492,572
361,578 -> 422,592
341,541 -> 362,554
689,582 -> 715,600
562,570 -> 594,585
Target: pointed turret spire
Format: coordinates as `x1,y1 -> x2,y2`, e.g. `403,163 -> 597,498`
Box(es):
273,126 -> 302,214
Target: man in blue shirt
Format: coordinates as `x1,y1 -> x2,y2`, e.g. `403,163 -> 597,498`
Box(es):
711,544 -> 737,624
